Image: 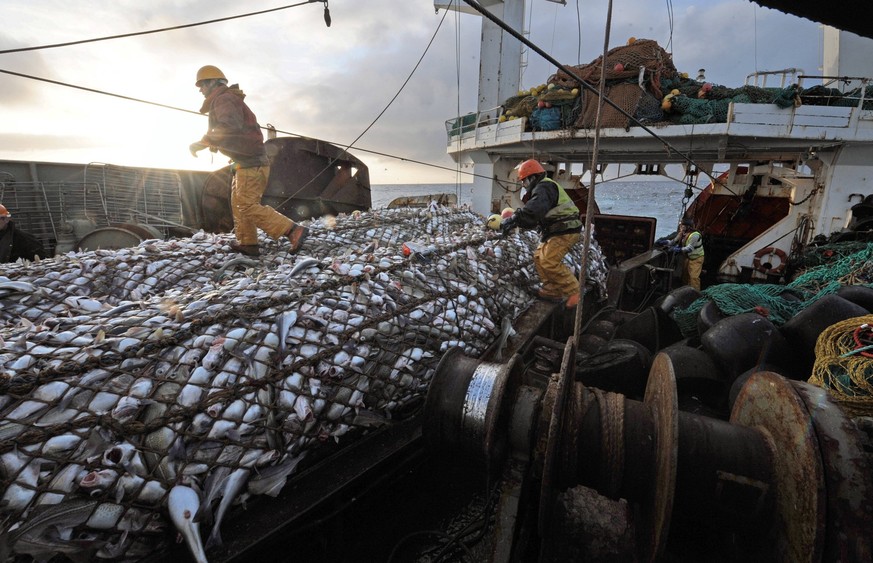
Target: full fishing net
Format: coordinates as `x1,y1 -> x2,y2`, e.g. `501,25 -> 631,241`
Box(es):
0,207 -> 608,561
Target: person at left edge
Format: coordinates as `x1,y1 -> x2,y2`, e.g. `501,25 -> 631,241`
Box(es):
501,159 -> 583,309
189,65 -> 308,258
0,204 -> 48,263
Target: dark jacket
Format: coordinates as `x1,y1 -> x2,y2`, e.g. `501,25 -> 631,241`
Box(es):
0,221 -> 48,263
514,177 -> 583,240
199,84 -> 269,168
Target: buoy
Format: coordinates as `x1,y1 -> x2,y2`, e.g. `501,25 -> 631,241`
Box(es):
486,214 -> 502,231
752,246 -> 788,275
501,208 -> 514,219
661,93 -> 675,111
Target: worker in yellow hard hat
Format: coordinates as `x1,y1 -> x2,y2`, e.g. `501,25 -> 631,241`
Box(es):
189,65 -> 307,257
0,204 -> 48,263
501,160 -> 583,308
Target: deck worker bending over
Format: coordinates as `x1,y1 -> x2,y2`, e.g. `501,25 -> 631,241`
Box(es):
0,204 -> 47,263
669,217 -> 705,290
501,159 -> 583,309
189,65 -> 307,257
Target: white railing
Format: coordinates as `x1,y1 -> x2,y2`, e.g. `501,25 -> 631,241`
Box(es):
445,106 -> 503,139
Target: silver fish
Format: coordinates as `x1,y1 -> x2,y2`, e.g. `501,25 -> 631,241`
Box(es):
168,485 -> 208,563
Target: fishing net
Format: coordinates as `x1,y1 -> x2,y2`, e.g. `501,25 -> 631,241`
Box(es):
809,315 -> 873,416
672,243 -> 873,336
548,38 -> 677,99
0,207 -> 609,560
801,84 -> 873,109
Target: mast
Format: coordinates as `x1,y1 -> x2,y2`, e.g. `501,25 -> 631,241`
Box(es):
437,0 -> 533,214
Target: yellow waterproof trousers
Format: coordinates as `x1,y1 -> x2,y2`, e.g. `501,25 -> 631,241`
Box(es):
683,256 -> 704,291
231,165 -> 294,245
534,232 -> 581,298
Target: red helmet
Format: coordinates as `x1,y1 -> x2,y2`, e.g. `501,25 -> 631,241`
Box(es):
516,159 -> 545,181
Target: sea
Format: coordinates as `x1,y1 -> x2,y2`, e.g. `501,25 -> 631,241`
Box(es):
371,180 -> 690,239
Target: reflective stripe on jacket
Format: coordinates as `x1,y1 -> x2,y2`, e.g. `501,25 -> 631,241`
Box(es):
683,231 -> 705,259
541,178 -> 582,238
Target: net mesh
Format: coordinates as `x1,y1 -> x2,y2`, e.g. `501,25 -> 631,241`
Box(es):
672,243 -> 873,335
809,315 -> 873,415
0,207 -> 609,559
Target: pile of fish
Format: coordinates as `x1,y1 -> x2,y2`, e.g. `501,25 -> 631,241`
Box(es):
0,207 -> 608,562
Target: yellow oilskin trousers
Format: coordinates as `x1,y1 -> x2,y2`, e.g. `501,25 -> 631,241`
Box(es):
534,231 -> 581,298
683,256 -> 704,291
231,166 -> 294,245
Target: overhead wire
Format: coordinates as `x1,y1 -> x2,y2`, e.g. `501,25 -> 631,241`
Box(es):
573,0 -> 614,340
3,1 -> 740,201
664,0 -> 675,53
0,2 -> 494,195
0,1 -> 323,55
460,0 -> 728,190
272,0 -> 457,208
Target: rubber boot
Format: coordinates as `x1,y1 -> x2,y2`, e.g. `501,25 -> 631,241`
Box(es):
230,241 -> 259,257
286,224 -> 309,253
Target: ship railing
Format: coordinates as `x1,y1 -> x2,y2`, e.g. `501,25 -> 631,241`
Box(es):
0,180 -> 105,255
796,75 -> 870,109
745,68 -> 804,89
445,106 -> 503,141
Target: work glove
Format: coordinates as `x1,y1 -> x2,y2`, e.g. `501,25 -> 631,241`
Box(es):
189,141 -> 208,157
500,215 -> 518,236
668,245 -> 682,254
654,237 -> 670,248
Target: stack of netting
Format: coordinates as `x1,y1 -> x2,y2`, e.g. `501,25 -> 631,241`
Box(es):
809,315 -> 873,416
542,38 -> 677,129
800,84 -> 873,109
661,78 -> 800,125
673,243 -> 873,335
0,207 -> 608,561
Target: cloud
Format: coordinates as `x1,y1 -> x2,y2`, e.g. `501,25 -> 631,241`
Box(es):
0,1 -> 837,184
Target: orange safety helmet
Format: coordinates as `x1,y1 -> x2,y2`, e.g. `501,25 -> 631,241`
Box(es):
516,159 -> 546,181
0,204 -> 10,218
195,65 -> 226,86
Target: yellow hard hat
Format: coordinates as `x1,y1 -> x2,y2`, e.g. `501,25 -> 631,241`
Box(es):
0,204 -> 10,217
486,214 -> 502,231
195,65 -> 226,86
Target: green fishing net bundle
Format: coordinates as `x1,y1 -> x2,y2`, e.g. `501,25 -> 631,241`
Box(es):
673,243 -> 873,336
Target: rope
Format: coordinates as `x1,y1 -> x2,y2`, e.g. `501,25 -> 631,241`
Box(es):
573,0 -> 614,340
594,389 -> 625,499
809,315 -> 873,416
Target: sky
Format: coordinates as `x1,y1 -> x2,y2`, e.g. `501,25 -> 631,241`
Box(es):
0,1 -> 833,185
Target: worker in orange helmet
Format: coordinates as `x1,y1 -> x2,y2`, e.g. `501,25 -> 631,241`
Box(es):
189,65 -> 307,257
0,204 -> 48,263
501,160 -> 583,308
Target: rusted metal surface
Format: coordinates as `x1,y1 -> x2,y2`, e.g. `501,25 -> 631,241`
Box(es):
197,137 -> 371,233
537,337 -> 576,559
673,411 -> 775,538
791,380 -> 873,562
263,137 -> 370,220
731,371 -> 825,563
637,353 -> 679,562
200,168 -> 235,233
